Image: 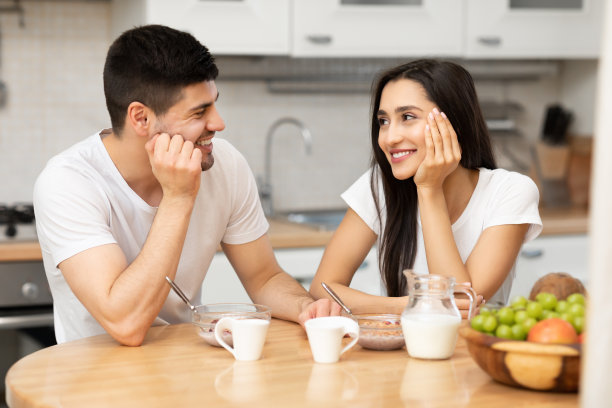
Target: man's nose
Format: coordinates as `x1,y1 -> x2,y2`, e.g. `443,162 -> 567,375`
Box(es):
207,105 -> 225,132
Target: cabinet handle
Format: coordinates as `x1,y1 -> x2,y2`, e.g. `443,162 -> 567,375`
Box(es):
521,248 -> 544,259
357,261 -> 369,270
306,35 -> 333,45
478,36 -> 502,46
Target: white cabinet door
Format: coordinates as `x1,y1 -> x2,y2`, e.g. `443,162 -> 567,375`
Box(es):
112,0 -> 290,55
465,0 -> 603,59
509,234 -> 589,302
292,0 -> 463,57
201,247 -> 382,304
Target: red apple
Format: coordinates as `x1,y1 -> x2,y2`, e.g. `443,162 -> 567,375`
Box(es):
527,318 -> 578,344
578,333 -> 585,344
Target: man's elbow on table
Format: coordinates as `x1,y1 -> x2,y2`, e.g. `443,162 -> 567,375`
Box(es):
103,316 -> 151,347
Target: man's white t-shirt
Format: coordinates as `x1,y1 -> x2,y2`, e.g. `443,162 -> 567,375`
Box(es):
33,131 -> 268,343
341,167 -> 543,306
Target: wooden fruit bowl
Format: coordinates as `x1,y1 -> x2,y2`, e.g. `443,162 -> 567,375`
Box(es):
458,325 -> 581,392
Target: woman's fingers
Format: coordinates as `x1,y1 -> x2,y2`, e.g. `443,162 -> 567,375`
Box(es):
442,112 -> 462,161
434,110 -> 455,163
427,110 -> 443,160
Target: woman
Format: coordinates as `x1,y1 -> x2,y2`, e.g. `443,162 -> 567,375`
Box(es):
310,59 -> 542,316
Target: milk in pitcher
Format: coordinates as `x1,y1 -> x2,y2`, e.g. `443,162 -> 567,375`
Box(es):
401,314 -> 461,360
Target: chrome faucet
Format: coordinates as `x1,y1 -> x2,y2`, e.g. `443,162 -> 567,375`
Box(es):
260,117 -> 312,216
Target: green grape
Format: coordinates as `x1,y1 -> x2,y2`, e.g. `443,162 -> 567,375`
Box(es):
471,314 -> 485,332
566,293 -> 586,305
482,315 -> 498,333
555,300 -> 570,314
522,317 -> 537,333
498,307 -> 515,325
510,295 -> 528,310
568,303 -> 585,317
535,292 -> 558,310
572,315 -> 585,334
495,324 -> 513,339
526,301 -> 543,320
514,309 -> 528,324
543,311 -> 560,320
511,323 -> 527,340
560,312 -> 573,323
478,308 -> 492,316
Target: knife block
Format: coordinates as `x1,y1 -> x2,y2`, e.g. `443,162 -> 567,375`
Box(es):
531,137 -> 592,209
532,141 -> 571,208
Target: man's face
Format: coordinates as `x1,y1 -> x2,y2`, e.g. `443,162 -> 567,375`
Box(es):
152,81 -> 225,171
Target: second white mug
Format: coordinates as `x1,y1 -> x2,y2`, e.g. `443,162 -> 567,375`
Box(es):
305,316 -> 359,364
214,317 -> 270,361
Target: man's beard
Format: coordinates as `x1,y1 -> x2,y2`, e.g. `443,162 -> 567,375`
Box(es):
201,153 -> 214,171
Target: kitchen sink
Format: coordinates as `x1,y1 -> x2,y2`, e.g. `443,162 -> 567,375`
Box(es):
279,209 -> 347,231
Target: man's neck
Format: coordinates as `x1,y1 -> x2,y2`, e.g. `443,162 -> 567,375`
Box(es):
102,129 -> 163,206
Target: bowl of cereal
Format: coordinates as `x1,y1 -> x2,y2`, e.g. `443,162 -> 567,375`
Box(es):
354,313 -> 404,351
192,303 -> 272,347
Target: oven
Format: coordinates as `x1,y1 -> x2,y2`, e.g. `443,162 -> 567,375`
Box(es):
0,203 -> 55,404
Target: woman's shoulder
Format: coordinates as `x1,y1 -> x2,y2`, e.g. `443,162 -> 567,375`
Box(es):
477,167 -> 539,202
478,167 -> 537,189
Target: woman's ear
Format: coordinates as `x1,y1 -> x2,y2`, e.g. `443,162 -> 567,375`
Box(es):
126,101 -> 152,137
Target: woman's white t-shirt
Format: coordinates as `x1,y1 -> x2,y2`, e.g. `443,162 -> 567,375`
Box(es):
341,167 -> 543,306
34,132 -> 268,343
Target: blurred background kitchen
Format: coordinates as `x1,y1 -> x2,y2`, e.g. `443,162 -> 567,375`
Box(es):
0,0 -> 603,405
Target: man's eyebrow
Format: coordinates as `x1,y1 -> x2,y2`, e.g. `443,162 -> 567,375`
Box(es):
189,92 -> 220,112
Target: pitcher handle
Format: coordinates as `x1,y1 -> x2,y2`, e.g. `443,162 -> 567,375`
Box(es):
454,284 -> 477,319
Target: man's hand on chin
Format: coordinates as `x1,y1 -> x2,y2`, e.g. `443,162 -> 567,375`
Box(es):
298,298 -> 342,327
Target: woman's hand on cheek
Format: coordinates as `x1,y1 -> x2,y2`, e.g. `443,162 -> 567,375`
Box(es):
413,108 -> 462,189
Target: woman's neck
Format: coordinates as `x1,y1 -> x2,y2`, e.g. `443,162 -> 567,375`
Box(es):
442,166 -> 480,224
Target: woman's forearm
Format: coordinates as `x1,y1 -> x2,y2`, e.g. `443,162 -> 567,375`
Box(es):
417,186 -> 471,283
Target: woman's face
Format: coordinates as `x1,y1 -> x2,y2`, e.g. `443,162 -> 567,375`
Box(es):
377,79 -> 439,180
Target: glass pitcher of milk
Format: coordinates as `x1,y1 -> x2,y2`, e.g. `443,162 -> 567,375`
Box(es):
400,271 -> 476,360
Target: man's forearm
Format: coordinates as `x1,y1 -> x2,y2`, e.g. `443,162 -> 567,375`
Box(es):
104,195 -> 195,344
249,270 -> 314,323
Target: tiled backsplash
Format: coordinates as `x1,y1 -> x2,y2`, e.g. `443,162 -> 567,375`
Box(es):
0,1 -> 597,211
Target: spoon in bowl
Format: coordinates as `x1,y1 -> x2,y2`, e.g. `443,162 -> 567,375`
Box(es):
165,276 -> 196,312
321,282 -> 353,317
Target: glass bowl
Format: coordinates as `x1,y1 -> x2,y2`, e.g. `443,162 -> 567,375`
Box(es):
354,313 -> 404,351
191,303 -> 272,347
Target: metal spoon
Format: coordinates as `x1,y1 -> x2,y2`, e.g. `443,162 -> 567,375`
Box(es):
165,276 -> 196,312
321,282 -> 353,316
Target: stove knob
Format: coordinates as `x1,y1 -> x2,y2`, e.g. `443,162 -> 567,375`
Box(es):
22,282 -> 40,300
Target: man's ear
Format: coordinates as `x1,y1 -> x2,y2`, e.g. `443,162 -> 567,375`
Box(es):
126,101 -> 153,137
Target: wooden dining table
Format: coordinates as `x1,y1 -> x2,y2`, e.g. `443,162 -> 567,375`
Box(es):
5,319 -> 578,407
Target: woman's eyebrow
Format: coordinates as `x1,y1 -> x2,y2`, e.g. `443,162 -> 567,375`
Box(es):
395,105 -> 422,113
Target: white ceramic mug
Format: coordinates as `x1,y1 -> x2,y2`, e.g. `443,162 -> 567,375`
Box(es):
305,316 -> 359,364
214,318 -> 270,361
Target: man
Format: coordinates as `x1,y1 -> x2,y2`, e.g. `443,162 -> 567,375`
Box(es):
33,25 -> 339,346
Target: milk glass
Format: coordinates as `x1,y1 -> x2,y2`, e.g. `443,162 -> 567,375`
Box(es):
401,271 -> 476,360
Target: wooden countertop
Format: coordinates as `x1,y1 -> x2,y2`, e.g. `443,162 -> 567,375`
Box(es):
0,207 -> 587,262
5,320 -> 577,408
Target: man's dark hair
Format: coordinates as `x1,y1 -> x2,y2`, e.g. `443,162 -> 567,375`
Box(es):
103,24 -> 219,133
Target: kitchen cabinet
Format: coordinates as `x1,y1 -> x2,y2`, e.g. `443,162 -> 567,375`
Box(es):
112,0 -> 602,59
509,234 -> 589,302
201,247 -> 382,304
465,0 -> 603,59
111,0 -> 290,55
292,0 -> 463,57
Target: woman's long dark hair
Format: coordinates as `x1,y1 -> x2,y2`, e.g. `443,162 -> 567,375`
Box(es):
369,59 -> 497,297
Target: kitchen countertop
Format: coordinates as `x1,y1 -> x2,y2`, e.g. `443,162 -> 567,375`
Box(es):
5,319 -> 578,408
0,207 -> 588,262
